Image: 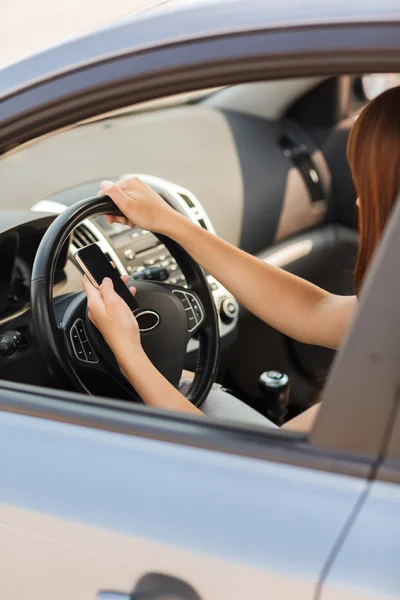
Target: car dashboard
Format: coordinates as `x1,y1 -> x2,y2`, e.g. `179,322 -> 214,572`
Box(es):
0,213 -> 69,322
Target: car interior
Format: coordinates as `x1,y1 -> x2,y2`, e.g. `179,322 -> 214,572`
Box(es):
1,73 -> 399,426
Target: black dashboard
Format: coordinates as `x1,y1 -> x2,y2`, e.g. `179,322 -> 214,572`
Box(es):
0,213 -> 68,321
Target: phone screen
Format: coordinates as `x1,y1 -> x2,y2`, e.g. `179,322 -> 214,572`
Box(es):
74,243 -> 139,312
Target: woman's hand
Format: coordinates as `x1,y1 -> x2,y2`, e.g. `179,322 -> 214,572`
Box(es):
83,274 -> 142,365
99,177 -> 179,234
83,272 -> 203,416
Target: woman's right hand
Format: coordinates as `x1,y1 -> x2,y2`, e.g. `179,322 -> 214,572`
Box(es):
83,275 -> 141,362
98,177 -> 179,234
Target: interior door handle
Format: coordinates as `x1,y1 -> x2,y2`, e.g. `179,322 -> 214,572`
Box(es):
98,572 -> 202,600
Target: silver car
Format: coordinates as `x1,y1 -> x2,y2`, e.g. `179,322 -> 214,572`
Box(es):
0,1 -> 399,598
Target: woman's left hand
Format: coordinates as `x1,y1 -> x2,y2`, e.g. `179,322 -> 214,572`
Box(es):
83,274 -> 141,364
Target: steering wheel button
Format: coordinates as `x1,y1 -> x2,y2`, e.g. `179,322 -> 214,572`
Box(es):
181,298 -> 190,309
186,309 -> 197,329
194,307 -> 202,320
188,318 -> 196,330
73,338 -> 85,360
82,341 -> 98,363
173,291 -> 190,308
76,320 -> 87,341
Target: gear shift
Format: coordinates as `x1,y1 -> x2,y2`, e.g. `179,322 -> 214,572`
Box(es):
258,370 -> 290,426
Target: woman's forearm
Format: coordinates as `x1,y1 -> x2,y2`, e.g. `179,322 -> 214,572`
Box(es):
100,177 -> 355,349
118,348 -> 203,416
162,213 -> 347,348
282,403 -> 321,433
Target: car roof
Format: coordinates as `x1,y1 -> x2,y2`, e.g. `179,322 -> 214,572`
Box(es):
1,0 -> 400,100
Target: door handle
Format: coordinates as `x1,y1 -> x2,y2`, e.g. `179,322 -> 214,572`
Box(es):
98,572 -> 202,600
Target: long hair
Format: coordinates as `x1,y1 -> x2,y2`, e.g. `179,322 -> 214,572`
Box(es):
347,85 -> 400,295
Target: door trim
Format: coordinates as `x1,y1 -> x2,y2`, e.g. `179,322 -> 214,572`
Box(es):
0,379 -> 376,480
1,23 -> 400,154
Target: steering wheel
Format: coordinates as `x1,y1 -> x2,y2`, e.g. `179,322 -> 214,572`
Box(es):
31,195 -> 219,407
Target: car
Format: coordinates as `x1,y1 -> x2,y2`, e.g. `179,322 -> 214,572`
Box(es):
0,1 -> 399,598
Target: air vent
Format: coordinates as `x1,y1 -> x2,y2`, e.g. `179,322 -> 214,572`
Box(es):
71,224 -> 100,249
178,192 -> 195,208
198,218 -> 208,230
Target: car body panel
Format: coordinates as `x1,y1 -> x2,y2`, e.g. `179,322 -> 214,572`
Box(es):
1,0 -> 400,99
0,409 -> 366,600
321,479 -> 400,599
1,1 -> 400,598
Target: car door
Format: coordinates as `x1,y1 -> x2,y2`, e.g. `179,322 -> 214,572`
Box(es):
1,224 -> 398,600
1,196 -> 397,600
1,3 -> 400,599
0,381 -> 372,600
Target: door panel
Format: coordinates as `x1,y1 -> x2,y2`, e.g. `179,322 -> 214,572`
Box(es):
320,479 -> 400,600
0,408 -> 367,600
222,110 -> 329,254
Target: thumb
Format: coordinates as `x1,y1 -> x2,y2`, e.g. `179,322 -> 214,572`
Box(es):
99,277 -> 118,307
101,181 -> 130,215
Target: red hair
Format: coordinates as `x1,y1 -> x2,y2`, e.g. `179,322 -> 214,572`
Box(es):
347,85 -> 400,295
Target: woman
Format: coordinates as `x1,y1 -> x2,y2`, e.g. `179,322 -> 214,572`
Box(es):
83,85 -> 400,432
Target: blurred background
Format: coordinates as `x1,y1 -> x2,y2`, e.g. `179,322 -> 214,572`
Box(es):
0,0 -> 192,67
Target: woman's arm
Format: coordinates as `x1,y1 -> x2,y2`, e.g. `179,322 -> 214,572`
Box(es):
163,213 -> 356,349
119,349 -> 203,416
83,276 -> 322,432
101,178 -> 357,349
282,403 -> 321,433
83,276 -> 202,416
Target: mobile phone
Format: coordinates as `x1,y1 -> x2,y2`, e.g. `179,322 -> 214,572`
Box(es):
74,243 -> 139,312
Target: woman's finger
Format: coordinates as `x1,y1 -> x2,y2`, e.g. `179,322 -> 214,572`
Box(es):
121,274 -> 129,284
83,276 -> 104,312
100,180 -> 114,191
100,182 -> 131,218
129,286 -> 137,296
104,214 -> 135,227
82,275 -> 96,298
99,277 -> 119,308
106,215 -> 131,226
